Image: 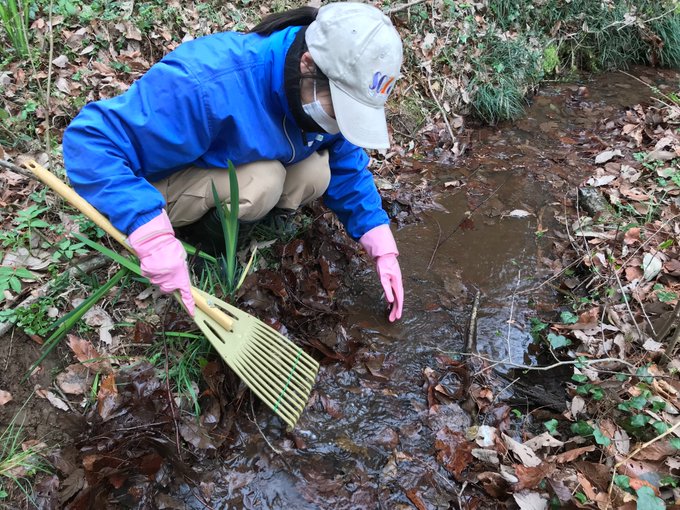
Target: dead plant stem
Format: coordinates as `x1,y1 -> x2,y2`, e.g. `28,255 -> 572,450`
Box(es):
249,397 -> 293,471
506,267 -> 522,364
160,323 -> 182,456
45,0 -> 54,160
465,289 -> 480,353
612,268 -> 644,340
440,350 -> 637,372
574,188 -> 598,277
384,0 -> 427,15
425,67 -> 456,149
664,322 -> 680,365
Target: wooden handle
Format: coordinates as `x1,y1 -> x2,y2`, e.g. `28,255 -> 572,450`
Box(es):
24,160 -> 234,331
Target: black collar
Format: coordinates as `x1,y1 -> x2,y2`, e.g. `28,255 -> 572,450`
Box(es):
284,27 -> 325,133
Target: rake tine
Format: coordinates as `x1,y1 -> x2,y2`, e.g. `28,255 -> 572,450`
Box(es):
236,373 -> 301,425
232,359 -> 301,426
241,347 -> 312,407
251,327 -> 320,374
195,317 -> 302,426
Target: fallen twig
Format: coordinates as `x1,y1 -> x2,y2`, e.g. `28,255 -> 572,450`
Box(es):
438,350 -> 638,372
465,289 -> 480,353
0,254 -> 109,337
425,65 -> 457,149
384,0 -> 427,15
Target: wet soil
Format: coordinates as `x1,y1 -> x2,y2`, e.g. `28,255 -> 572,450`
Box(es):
3,66 -> 680,508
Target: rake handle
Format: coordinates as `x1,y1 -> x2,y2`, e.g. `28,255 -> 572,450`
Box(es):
24,160 -> 234,332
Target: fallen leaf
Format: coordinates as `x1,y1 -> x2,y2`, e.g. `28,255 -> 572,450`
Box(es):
405,488 -> 428,510
595,149 -> 622,164
513,490 -> 548,510
587,174 -> 617,187
642,339 -> 664,353
577,472 -> 609,509
503,434 -> 542,467
44,391 -> 69,411
67,335 -> 112,373
524,432 -> 564,451
471,448 -> 500,465
96,373 -> 119,420
0,390 -> 12,405
549,445 -> 596,463
56,364 -> 91,395
51,54 -> 69,67
475,425 -> 497,447
435,427 -> 474,480
514,463 -> 556,490
504,209 -> 533,218
642,253 -> 663,281
179,420 -> 216,450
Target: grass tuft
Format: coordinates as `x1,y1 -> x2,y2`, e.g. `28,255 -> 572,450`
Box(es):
0,399 -> 51,504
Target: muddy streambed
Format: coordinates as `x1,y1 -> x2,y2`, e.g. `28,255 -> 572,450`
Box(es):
165,68 -> 680,508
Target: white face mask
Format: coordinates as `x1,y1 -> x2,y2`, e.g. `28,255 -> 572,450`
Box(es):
302,80 -> 340,134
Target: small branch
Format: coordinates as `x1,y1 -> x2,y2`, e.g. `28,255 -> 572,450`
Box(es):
440,350 -> 638,372
0,159 -> 34,179
384,0 -> 427,15
45,0 -> 55,161
0,254 -> 109,336
465,289 -> 480,353
613,268 -> 644,340
657,300 -> 680,343
425,67 -> 456,148
662,323 -> 680,367
506,268 -> 522,364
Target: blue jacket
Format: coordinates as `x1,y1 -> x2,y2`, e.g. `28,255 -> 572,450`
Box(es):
62,26 -> 389,240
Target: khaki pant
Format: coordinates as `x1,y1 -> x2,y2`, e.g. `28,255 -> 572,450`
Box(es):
152,151 -> 331,227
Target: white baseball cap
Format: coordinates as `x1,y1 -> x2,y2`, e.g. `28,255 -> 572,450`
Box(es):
305,2 -> 403,149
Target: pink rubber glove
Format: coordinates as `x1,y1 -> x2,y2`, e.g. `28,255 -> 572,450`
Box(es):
128,210 -> 195,316
359,224 -> 403,322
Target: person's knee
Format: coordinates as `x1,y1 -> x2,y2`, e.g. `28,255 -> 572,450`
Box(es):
278,151 -> 331,209
237,161 -> 286,221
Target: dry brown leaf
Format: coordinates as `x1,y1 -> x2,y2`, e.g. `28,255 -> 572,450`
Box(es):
435,427 -> 474,480
514,463 -> 556,490
624,227 -> 641,245
67,334 -> 112,373
548,445 -> 596,464
405,489 -> 428,510
577,472 -> 609,509
96,373 -> 119,420
512,490 -> 548,510
503,434 -> 542,467
631,439 -> 676,461
0,390 -> 12,405
56,364 -> 92,395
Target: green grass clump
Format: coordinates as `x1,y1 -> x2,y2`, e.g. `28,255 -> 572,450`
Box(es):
468,29 -> 544,124
0,0 -> 31,58
0,402 -> 51,504
653,16 -> 680,68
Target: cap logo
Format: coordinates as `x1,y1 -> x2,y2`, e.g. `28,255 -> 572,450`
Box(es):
369,71 -> 396,97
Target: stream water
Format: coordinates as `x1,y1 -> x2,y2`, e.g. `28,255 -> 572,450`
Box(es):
128,68 -> 680,508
